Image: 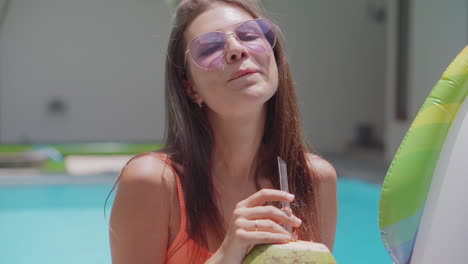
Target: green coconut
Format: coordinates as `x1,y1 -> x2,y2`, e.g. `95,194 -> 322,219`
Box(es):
242,240 -> 336,264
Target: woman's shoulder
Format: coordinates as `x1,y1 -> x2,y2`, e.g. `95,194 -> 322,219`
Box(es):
110,151 -> 178,262
118,151 -> 178,194
114,152 -> 179,212
304,153 -> 337,183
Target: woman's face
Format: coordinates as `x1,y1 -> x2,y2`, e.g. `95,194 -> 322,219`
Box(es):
184,3 -> 279,118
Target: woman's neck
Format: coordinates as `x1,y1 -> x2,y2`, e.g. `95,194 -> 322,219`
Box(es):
208,106 -> 267,190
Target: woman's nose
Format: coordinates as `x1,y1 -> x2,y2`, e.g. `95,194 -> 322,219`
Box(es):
224,34 -> 249,64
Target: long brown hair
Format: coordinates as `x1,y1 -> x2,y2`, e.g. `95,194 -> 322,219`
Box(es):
163,0 -> 321,256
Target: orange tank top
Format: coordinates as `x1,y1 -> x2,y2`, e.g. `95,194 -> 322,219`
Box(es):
151,153 -> 213,264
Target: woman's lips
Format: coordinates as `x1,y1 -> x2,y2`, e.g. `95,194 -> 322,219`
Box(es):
228,68 -> 260,81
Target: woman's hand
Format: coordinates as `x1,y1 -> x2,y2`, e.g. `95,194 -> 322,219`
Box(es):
208,189 -> 302,264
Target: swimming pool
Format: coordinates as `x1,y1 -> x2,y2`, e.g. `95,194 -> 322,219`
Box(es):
0,178 -> 392,263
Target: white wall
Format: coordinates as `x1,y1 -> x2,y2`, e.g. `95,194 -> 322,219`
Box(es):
385,0 -> 468,161
0,0 -> 386,154
0,0 -> 171,142
267,0 -> 386,153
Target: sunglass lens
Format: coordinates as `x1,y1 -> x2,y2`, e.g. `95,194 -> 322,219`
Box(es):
235,19 -> 276,53
189,32 -> 226,69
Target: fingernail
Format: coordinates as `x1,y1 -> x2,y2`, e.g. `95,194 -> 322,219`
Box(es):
294,216 -> 302,225
287,193 -> 295,200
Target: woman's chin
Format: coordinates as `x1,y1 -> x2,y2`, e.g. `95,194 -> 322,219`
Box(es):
237,83 -> 275,101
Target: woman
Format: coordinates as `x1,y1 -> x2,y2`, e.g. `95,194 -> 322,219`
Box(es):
109,0 -> 337,263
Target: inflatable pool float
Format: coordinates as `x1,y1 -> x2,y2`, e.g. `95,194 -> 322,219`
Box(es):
379,46 -> 468,263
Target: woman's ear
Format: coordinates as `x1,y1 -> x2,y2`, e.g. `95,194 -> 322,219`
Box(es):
182,79 -> 203,105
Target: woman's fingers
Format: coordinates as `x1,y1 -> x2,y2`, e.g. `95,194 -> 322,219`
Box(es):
239,189 -> 294,208
218,189 -> 302,260
239,206 -> 302,227
235,218 -> 291,235
249,219 -> 292,236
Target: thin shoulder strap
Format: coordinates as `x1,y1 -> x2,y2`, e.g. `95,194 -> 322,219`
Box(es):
145,152 -> 187,229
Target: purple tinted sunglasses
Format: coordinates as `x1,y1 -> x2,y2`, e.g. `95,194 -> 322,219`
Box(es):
185,18 -> 277,70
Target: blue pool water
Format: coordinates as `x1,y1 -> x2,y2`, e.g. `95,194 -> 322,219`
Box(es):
0,178 -> 392,264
